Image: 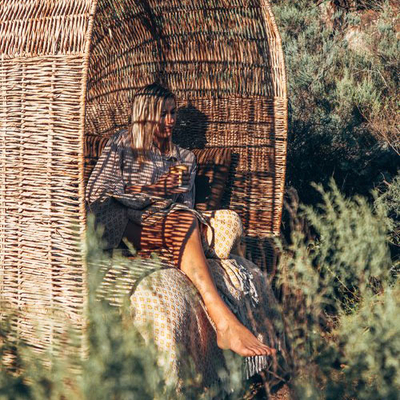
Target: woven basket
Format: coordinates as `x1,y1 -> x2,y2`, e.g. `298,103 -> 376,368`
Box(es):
0,0 -> 287,356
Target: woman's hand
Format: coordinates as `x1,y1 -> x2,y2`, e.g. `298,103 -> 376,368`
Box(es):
125,170 -> 190,196
125,185 -> 143,194
155,170 -> 190,195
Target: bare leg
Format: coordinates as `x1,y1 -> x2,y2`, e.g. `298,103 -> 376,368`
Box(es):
164,212 -> 276,357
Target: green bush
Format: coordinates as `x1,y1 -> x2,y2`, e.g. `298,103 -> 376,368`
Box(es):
1,185 -> 398,399
272,0 -> 399,203
0,217 -> 246,400
375,173 -> 400,249
0,219 -> 175,400
277,180 -> 399,399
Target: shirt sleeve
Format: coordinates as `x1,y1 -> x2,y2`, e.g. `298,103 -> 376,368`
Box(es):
85,133 -> 157,210
177,156 -> 197,209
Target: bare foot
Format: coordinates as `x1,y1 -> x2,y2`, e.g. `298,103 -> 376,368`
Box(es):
216,319 -> 276,357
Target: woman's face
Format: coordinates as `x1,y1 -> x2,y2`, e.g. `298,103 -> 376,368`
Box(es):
154,97 -> 176,140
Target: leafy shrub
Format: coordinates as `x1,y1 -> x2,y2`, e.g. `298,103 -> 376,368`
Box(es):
271,0 -> 399,204
1,186 -> 398,399
0,217 -> 246,399
0,219 -> 174,400
375,173 -> 400,249
277,180 -> 399,399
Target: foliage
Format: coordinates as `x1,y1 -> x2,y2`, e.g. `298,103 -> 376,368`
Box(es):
0,217 -> 246,400
81,219 -> 176,400
1,186 -> 399,399
271,0 -> 399,204
375,173 -> 400,250
277,180 -> 400,399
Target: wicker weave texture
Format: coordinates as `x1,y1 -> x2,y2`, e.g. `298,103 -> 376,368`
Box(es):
85,0 -> 287,245
0,0 -> 93,57
1,0 -> 287,353
0,0 -> 95,354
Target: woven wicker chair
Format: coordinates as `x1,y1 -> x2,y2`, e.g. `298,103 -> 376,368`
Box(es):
0,0 -> 287,356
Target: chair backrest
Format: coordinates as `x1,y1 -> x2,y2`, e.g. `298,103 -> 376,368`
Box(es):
0,0 -> 286,356
85,0 -> 288,267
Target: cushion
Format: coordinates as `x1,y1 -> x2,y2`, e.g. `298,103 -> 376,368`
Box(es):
201,210 -> 243,259
192,148 -> 232,212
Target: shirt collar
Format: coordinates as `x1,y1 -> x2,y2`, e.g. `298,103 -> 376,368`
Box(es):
151,143 -> 181,162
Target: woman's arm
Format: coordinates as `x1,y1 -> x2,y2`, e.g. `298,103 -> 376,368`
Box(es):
86,132 -> 157,209
126,169 -> 190,196
176,160 -> 197,208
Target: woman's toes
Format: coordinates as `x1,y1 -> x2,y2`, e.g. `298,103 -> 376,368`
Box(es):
244,348 -> 256,357
261,348 -> 271,356
255,345 -> 274,356
257,345 -> 268,355
258,342 -> 273,352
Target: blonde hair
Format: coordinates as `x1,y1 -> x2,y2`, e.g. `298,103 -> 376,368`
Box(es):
128,83 -> 175,164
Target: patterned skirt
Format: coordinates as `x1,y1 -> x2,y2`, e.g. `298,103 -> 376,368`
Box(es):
98,210 -> 288,390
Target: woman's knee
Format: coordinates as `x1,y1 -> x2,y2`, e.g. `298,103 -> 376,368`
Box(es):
203,209 -> 243,259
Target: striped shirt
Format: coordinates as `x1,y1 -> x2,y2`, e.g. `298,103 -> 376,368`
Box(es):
86,129 -> 199,249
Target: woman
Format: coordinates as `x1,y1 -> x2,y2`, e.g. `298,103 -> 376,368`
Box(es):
86,83 -> 284,383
